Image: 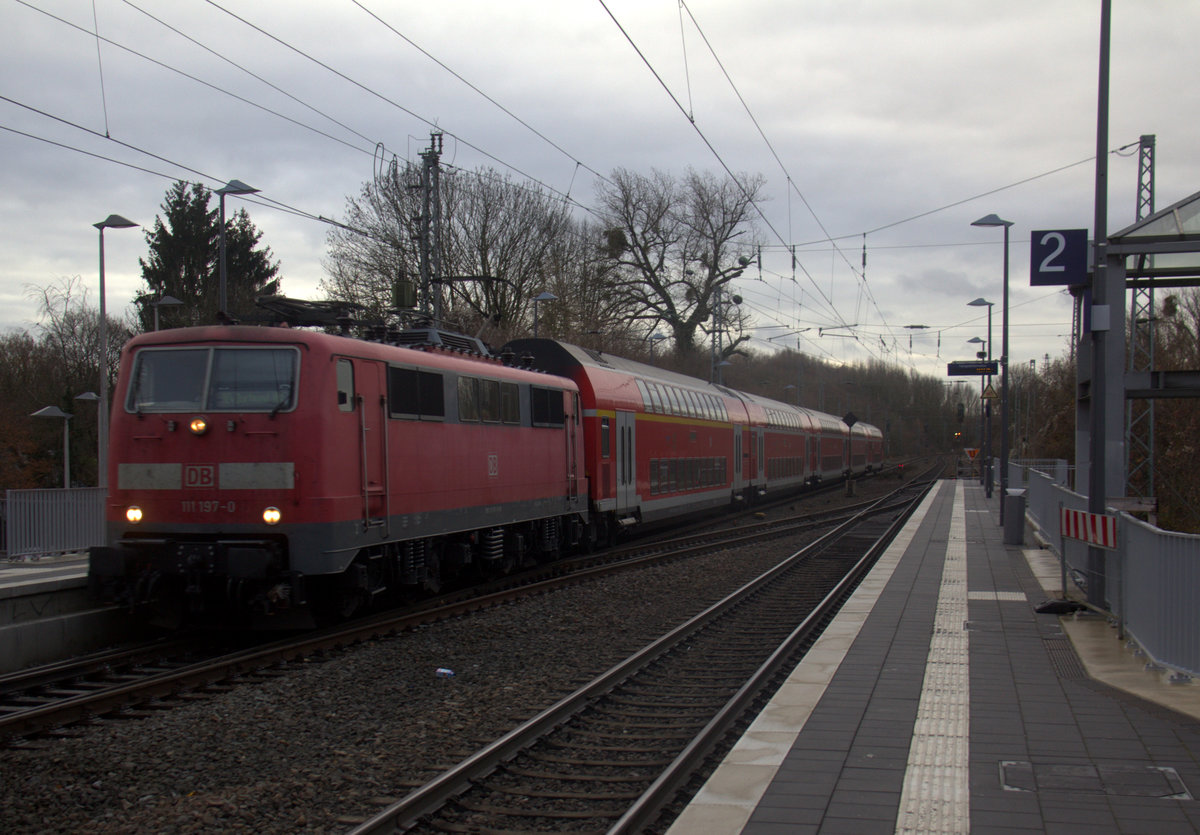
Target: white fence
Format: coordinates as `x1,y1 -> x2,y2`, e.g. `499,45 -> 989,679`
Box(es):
3,488 -> 106,560
1022,465 -> 1200,679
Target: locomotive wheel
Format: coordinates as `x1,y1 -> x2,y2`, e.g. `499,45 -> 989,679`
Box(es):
422,548 -> 443,595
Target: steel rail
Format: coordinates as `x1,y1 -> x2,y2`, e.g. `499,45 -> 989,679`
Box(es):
348,476 -> 936,833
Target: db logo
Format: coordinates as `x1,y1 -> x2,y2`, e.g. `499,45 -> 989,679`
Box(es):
487,454 -> 499,478
184,465 -> 216,488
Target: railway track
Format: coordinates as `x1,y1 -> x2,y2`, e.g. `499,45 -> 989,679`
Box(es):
0,464 -> 936,749
348,474 -> 936,834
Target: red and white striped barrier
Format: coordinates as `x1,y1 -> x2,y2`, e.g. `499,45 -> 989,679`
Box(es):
1060,507 -> 1118,550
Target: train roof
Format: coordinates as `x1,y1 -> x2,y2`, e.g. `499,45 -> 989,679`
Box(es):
121,325 -> 578,389
504,339 -> 878,433
504,338 -> 730,395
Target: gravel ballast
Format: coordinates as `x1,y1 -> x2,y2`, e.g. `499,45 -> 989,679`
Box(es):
1,477 -> 910,833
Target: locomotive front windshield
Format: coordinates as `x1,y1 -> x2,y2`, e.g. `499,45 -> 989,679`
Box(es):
126,346 -> 299,413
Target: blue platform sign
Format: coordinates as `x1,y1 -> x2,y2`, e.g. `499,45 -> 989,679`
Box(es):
1030,229 -> 1088,286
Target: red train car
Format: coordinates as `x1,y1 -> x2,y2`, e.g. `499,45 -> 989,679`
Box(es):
504,339 -> 884,539
90,325 -> 586,626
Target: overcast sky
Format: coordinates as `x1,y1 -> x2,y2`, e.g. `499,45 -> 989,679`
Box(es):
3,0 -> 1197,379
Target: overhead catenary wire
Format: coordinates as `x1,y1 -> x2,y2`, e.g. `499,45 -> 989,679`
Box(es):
7,0 -> 1102,372
596,0 -> 867,358
350,0 -> 610,187
118,0 -> 378,148
15,0 -> 377,159
676,1 -> 901,359
202,0 -> 594,214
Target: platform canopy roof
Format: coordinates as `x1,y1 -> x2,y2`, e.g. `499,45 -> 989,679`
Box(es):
1109,188 -> 1200,285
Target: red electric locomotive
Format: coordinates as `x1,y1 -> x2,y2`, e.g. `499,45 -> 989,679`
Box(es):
90,322 -> 587,627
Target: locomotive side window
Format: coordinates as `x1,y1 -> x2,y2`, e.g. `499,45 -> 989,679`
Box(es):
126,346 -> 298,413
388,367 -> 445,420
419,371 -> 444,419
531,386 -> 565,427
501,382 -> 520,424
480,379 -> 501,423
458,377 -> 480,422
336,359 -> 354,411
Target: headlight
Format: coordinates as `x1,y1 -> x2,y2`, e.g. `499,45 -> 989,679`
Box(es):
263,507 -> 281,525
189,417 -> 209,435
126,506 -> 144,524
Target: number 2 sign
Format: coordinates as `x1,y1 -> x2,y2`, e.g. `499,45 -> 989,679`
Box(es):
1030,228 -> 1088,286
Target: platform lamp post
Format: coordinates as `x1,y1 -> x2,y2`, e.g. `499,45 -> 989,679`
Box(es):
971,213 -> 1014,524
74,392 -> 100,486
647,332 -> 667,363
94,214 -> 138,491
532,291 -> 557,338
968,334 -> 990,495
150,294 -> 183,331
31,406 -> 72,488
216,179 -> 260,320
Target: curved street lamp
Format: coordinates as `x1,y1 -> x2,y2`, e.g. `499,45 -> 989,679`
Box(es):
532,291 -> 557,338
31,406 -> 72,488
148,294 -> 184,330
94,214 -> 138,491
968,298 -> 995,497
216,179 -> 260,320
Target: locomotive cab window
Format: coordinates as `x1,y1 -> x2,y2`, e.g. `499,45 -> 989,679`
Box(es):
127,346 -> 299,413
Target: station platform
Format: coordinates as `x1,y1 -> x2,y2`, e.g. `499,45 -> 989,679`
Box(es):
669,479 -> 1200,834
0,554 -> 137,673
0,553 -> 88,597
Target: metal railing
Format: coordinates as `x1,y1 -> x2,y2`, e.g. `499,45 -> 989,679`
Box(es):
1008,459 -> 1072,489
1022,467 -> 1200,679
3,488 -> 105,560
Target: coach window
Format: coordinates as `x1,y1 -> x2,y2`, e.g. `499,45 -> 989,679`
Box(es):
601,416 -> 610,458
666,387 -> 682,416
458,377 -> 480,422
336,359 -> 354,411
635,379 -> 651,412
647,384 -> 664,414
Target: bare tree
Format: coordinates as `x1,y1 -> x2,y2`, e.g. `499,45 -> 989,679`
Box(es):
322,164 -> 601,341
594,167 -> 764,355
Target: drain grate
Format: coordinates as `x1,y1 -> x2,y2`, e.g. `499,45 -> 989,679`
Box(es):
1000,761 -> 1193,800
1043,634 -> 1087,679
